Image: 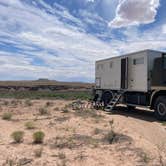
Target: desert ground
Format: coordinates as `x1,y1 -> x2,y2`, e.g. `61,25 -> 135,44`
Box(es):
0,99 -> 166,166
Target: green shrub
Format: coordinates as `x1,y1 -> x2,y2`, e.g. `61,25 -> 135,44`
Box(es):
39,107 -> 48,115
2,112 -> 12,120
11,131 -> 24,143
33,131 -> 45,144
25,121 -> 35,129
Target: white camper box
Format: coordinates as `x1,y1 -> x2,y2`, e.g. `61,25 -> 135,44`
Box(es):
94,50 -> 166,120
96,50 -> 163,92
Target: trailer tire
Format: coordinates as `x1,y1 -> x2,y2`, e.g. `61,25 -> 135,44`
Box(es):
154,96 -> 166,121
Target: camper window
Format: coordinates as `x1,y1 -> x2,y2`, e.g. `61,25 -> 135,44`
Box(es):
133,57 -> 144,65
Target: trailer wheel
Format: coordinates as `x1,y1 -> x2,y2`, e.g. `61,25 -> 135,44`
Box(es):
102,91 -> 113,107
154,96 -> 166,121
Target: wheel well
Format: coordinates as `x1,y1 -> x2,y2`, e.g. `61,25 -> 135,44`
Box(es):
103,90 -> 114,96
150,90 -> 166,109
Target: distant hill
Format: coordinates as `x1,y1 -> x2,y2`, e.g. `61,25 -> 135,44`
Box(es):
0,80 -> 94,91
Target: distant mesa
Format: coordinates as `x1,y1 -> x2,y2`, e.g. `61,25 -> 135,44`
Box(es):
36,78 -> 57,82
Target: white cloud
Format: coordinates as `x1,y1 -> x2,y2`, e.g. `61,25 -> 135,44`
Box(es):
87,0 -> 95,2
109,0 -> 160,28
0,0 -> 165,82
162,24 -> 166,34
0,0 -> 117,81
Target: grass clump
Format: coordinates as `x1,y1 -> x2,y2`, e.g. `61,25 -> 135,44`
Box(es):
104,130 -> 116,144
25,99 -> 33,106
45,101 -> 53,107
11,131 -> 24,143
2,112 -> 12,120
39,107 -> 48,115
61,108 -> 69,113
104,119 -> 116,144
25,121 -> 35,130
33,131 -> 45,144
93,128 -> 101,135
54,107 -> 60,111
140,152 -> 150,163
34,147 -> 43,158
3,100 -> 9,106
75,109 -> 103,119
58,152 -> 66,159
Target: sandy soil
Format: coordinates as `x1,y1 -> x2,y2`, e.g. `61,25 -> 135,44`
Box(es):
0,99 -> 166,166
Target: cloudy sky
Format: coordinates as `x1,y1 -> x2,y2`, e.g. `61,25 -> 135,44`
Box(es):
0,0 -> 166,82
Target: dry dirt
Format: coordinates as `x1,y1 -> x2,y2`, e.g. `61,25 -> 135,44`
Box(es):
0,99 -> 166,166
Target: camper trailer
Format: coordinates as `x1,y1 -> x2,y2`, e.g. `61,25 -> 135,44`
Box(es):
94,49 -> 166,120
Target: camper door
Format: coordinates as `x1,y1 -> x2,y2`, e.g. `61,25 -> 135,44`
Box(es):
130,56 -> 147,92
121,57 -> 128,89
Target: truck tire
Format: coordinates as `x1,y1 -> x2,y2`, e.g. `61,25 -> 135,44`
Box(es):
102,91 -> 113,107
154,96 -> 166,121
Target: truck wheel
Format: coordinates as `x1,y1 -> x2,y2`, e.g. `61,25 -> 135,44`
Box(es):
154,96 -> 166,121
102,91 -> 113,107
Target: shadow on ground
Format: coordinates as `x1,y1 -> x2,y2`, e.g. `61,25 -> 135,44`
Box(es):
106,106 -> 158,122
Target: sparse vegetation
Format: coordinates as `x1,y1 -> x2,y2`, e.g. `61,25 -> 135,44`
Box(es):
104,119 -> 116,144
57,152 -> 66,159
93,128 -> 101,135
39,107 -> 48,115
34,147 -> 43,158
3,100 -> 9,106
0,99 -> 165,165
45,101 -> 53,107
11,131 -> 24,143
2,112 -> 12,120
54,107 -> 60,111
75,151 -> 87,161
51,134 -> 99,150
25,99 -> 33,106
33,131 -> 45,144
61,108 -> 69,113
74,109 -> 103,119
11,100 -> 18,107
140,152 -> 150,163
104,130 -> 116,144
25,121 -> 35,129
52,136 -> 75,149
0,90 -> 91,100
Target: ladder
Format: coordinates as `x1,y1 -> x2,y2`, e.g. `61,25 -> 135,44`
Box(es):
104,91 -> 124,112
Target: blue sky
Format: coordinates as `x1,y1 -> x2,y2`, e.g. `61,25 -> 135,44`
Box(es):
0,0 -> 166,82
